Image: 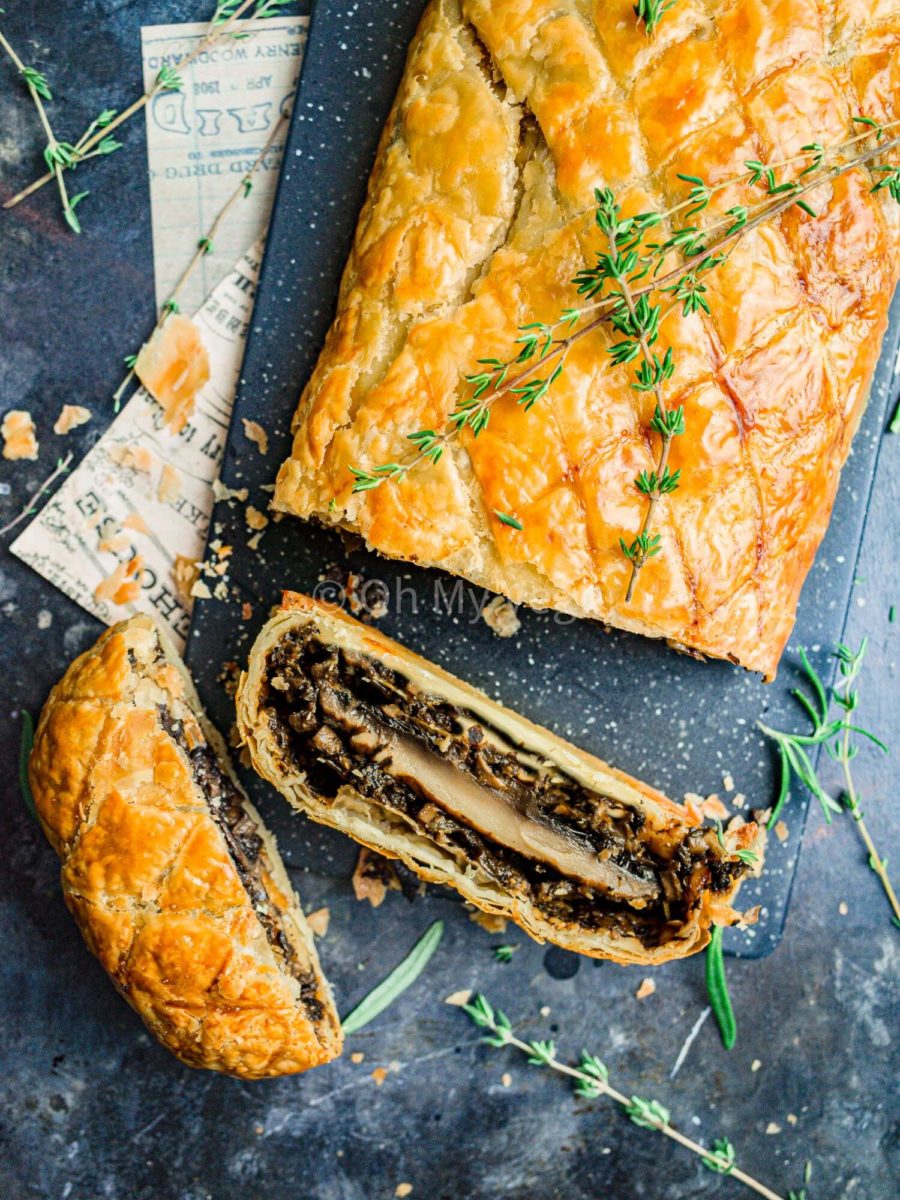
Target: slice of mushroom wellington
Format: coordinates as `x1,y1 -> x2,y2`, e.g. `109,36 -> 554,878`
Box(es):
238,595 -> 762,965
28,615 -> 341,1077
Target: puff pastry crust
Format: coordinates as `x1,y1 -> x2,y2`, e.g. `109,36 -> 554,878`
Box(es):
275,0 -> 900,680
237,593 -> 762,965
29,616 -> 342,1078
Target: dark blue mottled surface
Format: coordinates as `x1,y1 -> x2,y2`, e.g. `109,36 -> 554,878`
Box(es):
0,4 -> 898,1199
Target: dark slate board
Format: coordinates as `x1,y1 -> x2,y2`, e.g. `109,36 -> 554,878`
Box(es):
184,0 -> 900,960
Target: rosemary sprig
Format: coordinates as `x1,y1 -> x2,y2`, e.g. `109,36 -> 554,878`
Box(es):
705,926 -> 737,1049
341,919 -> 444,1034
634,0 -> 678,35
759,642 -> 898,927
112,111 -> 289,411
2,0 -> 282,218
0,454 -> 73,539
462,994 -> 784,1200
346,127 -> 899,600
19,711 -> 37,821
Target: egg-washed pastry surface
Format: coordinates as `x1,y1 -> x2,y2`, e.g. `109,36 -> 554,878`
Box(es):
29,615 -> 342,1078
274,0 -> 900,680
238,594 -> 762,965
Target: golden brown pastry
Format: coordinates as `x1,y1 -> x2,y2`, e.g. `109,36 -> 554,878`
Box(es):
29,616 -> 342,1078
237,593 -> 762,965
274,0 -> 900,681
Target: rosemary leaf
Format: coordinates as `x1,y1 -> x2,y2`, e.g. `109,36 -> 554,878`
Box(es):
341,919 -> 444,1034
705,926 -> 736,1049
19,711 -> 37,821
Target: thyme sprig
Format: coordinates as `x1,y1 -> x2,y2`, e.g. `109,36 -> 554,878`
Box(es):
759,642 -> 898,927
634,0 -> 678,35
2,0 -> 286,221
0,454 -> 73,539
347,126 -> 899,598
112,111 -> 289,411
462,993 -> 784,1200
0,26 -> 88,232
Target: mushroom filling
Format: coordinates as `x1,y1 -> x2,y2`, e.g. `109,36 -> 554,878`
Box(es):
157,704 -> 324,1021
261,627 -> 745,948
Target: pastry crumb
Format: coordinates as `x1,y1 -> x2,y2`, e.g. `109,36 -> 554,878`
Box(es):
135,313 -> 209,433
247,530 -> 264,551
684,791 -> 730,823
245,504 -> 269,531
539,1005 -> 551,1018
765,1122 -> 781,1135
156,464 -> 181,504
395,1185 -> 413,1198
371,1067 -> 389,1087
53,404 -> 91,435
94,555 -> 144,606
212,476 -> 249,504
786,1113 -> 797,1126
109,443 -> 154,473
37,609 -> 52,630
722,772 -> 735,792
191,579 -> 212,600
306,907 -> 330,937
481,595 -> 521,638
838,900 -> 848,916
751,1059 -> 762,1072
350,1051 -> 365,1064
635,977 -> 656,1000
501,1073 -> 512,1088
242,418 -> 269,455
172,555 -> 200,607
122,512 -> 149,533
241,601 -> 253,620
468,910 -> 508,934
774,820 -> 789,843
2,410 -> 38,460
444,989 -> 473,1008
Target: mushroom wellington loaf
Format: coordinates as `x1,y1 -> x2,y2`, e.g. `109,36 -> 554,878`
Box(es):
237,594 -> 763,965
274,0 -> 900,680
29,616 -> 342,1078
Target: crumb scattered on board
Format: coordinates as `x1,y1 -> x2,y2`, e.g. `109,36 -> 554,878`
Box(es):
371,1067 -> 389,1087
350,1051 -> 365,1064
539,1005 -> 550,1018
53,404 -> 91,435
395,1185 -> 413,1198
765,1122 -> 781,1135
501,1073 -> 512,1088
481,595 -> 521,638
37,609 -> 52,629
839,901 -> 848,916
242,418 -> 269,455
352,847 -> 389,908
212,477 -> 248,504
306,907 -> 330,937
774,820 -> 789,843
722,772 -> 735,792
246,504 -> 269,531
2,410 -> 38,460
635,978 -> 656,1000
444,990 -> 473,1008
751,1059 -> 762,1072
